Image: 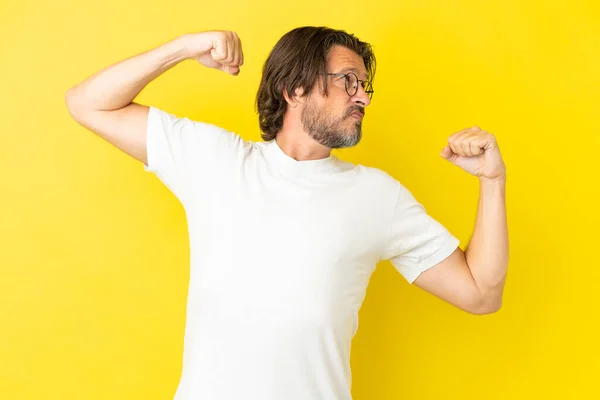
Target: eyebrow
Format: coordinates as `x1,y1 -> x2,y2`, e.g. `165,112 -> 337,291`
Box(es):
338,67 -> 369,81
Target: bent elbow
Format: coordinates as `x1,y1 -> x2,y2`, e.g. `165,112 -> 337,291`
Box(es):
469,294 -> 503,315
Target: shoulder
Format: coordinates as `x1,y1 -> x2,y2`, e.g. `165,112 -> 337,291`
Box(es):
150,106 -> 244,141
350,162 -> 403,196
169,106 -> 253,147
330,161 -> 404,214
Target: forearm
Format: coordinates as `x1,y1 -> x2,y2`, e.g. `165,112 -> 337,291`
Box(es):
66,35 -> 190,112
465,176 -> 509,309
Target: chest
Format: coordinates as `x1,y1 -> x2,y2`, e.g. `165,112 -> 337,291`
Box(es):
186,170 -> 386,318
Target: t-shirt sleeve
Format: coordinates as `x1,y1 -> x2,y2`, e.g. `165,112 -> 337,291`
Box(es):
380,182 -> 461,284
142,106 -> 240,203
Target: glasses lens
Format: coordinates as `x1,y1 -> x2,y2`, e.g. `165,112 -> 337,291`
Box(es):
363,81 -> 374,99
345,73 -> 359,97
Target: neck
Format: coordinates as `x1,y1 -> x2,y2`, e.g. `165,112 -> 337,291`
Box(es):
275,124 -> 332,162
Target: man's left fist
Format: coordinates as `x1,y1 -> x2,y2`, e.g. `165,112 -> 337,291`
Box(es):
440,126 -> 506,182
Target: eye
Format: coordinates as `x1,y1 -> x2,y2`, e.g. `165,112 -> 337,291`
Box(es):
345,74 -> 358,88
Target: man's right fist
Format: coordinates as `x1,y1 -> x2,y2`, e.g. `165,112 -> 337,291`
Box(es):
181,31 -> 244,76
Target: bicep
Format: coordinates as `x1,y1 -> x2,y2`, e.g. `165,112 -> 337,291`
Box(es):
413,246 -> 484,313
66,97 -> 150,165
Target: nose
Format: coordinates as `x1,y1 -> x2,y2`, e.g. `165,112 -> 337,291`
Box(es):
352,85 -> 371,107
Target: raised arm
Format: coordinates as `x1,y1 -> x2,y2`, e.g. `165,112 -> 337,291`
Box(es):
65,31 -> 244,165
414,127 -> 508,315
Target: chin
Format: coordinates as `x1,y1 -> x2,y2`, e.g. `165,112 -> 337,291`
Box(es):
331,133 -> 362,149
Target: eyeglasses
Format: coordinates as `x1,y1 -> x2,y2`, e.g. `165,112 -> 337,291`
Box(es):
326,72 -> 374,100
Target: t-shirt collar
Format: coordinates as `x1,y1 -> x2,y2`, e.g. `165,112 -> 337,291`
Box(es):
265,137 -> 337,173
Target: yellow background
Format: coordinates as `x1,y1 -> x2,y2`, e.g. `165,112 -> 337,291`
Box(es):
1,0 -> 599,399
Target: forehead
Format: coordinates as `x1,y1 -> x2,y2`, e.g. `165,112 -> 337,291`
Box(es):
327,45 -> 369,81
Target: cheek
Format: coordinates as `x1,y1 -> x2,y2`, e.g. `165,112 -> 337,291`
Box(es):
311,94 -> 348,119
326,97 -> 349,117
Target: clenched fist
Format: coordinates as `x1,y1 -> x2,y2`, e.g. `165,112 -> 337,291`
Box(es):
440,126 -> 506,182
181,31 -> 244,76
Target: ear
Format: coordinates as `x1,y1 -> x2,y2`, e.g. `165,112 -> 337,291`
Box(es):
283,86 -> 305,107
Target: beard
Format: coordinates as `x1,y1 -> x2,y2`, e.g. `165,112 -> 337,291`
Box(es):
301,100 -> 363,149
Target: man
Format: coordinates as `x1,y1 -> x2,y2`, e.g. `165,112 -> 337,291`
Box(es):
65,26 -> 508,400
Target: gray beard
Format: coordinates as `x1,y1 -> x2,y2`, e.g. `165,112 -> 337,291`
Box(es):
301,103 -> 363,149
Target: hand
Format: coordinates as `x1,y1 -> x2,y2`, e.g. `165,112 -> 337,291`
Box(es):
181,31 -> 244,76
440,127 -> 506,182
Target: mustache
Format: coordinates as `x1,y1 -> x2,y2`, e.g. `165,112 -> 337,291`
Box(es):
346,106 -> 365,117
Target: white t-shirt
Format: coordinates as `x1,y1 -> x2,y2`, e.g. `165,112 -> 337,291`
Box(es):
143,106 -> 460,400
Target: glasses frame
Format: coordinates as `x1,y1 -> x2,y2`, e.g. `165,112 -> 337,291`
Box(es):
326,72 -> 374,100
